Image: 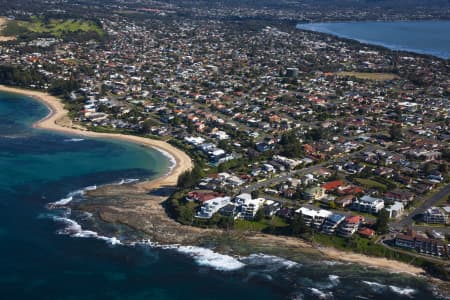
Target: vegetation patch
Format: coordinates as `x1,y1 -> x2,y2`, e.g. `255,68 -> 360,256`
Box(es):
355,178 -> 388,191
337,71 -> 399,81
2,16 -> 105,40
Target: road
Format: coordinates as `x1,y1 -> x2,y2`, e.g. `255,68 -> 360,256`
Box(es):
241,145 -> 378,194
392,183 -> 450,230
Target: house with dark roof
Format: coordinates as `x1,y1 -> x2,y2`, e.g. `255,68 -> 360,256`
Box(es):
395,230 -> 448,257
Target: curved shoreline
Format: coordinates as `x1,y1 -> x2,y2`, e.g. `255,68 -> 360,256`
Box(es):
0,85 -> 193,190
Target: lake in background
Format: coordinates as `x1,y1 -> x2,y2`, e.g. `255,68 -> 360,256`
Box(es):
297,21 -> 450,59
0,92 -> 444,299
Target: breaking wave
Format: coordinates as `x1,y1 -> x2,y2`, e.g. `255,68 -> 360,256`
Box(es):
328,275 -> 340,287
51,215 -> 122,246
362,281 -> 388,293
175,245 -> 245,271
117,178 -> 139,185
241,253 -> 300,270
64,138 -> 85,142
309,288 -> 333,299
48,185 -> 97,207
389,285 -> 417,297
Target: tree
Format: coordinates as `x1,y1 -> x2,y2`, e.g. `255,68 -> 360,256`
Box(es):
140,119 -> 158,134
279,131 -> 304,158
375,209 -> 389,234
288,213 -> 309,236
217,216 -> 234,230
329,201 -> 337,210
251,190 -> 260,199
389,124 -> 403,141
254,208 -> 265,222
177,165 -> 202,189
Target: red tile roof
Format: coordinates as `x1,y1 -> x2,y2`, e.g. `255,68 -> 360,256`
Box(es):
322,180 -> 344,191
358,228 -> 375,238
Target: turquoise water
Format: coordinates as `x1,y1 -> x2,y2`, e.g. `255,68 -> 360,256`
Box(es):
297,21 -> 450,59
0,92 -> 444,299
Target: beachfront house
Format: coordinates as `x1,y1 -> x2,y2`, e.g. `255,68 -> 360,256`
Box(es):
196,196 -> 231,219
296,206 -> 332,229
322,214 -> 346,235
337,216 -> 364,237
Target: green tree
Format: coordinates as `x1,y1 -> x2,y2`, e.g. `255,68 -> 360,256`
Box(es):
251,190 -> 260,199
329,201 -> 337,209
254,208 -> 265,222
177,165 -> 202,189
389,124 -> 403,141
288,213 -> 309,236
375,209 -> 389,234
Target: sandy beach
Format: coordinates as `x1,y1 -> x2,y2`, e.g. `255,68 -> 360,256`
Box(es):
0,17 -> 16,42
0,85 -> 193,189
318,247 -> 425,275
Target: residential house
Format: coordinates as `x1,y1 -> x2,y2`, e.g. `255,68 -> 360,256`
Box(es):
384,189 -> 414,204
302,186 -> 326,201
386,201 -> 405,219
395,230 -> 448,257
423,207 -> 448,224
196,196 -> 232,219
352,195 -> 385,214
338,215 -> 365,237
322,214 -> 346,235
296,206 -> 332,229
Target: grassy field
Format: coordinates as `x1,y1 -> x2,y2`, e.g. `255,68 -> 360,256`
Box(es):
337,71 -> 399,81
3,17 -> 104,38
235,216 -> 288,232
355,178 -> 388,190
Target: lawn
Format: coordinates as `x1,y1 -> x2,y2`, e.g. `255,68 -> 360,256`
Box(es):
235,216 -> 288,232
355,178 -> 387,190
3,17 -> 104,38
337,71 -> 399,81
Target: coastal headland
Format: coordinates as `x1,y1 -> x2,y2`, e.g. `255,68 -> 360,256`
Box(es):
0,85 -> 428,278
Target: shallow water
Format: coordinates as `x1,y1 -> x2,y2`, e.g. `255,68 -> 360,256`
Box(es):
0,92 -> 444,299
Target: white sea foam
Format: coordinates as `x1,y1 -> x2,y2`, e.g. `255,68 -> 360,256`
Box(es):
309,288 -> 333,299
321,260 -> 344,266
175,245 -> 245,271
117,178 -> 139,185
52,216 -> 122,246
362,281 -> 387,293
328,275 -> 340,286
389,285 -> 417,297
50,196 -> 73,206
64,138 -> 85,142
84,185 -> 97,191
48,185 -> 97,207
152,147 -> 176,175
242,253 -> 299,270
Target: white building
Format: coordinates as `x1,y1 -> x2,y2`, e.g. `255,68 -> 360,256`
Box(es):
296,206 -> 332,229
195,196 -> 231,219
352,195 -> 385,214
386,202 -> 404,219
235,193 -> 264,220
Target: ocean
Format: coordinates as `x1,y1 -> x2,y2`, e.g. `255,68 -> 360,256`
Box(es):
0,91 -> 445,299
297,21 -> 450,59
